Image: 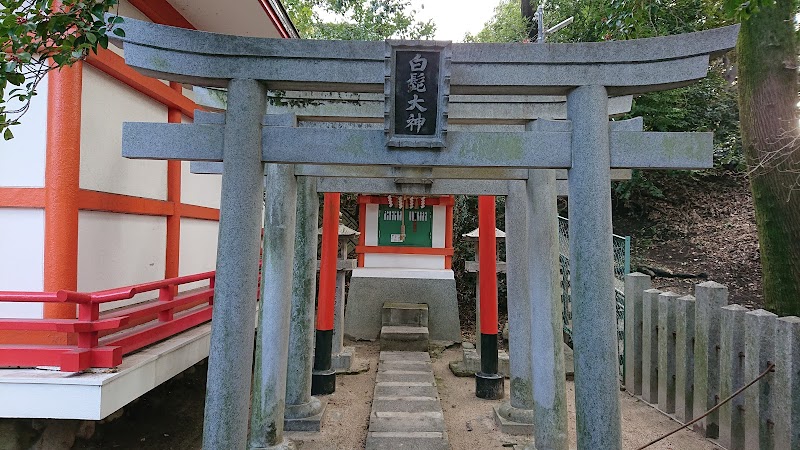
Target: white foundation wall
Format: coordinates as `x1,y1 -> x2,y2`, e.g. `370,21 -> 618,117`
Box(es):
78,211 -> 166,311
178,218 -> 219,292
0,75 -> 47,188
363,254 -> 445,270
180,163 -> 221,209
80,65 -> 168,200
0,209 -> 44,318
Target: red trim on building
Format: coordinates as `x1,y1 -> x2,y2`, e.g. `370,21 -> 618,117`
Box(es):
445,196 -> 454,269
355,246 -> 453,256
85,49 -> 196,119
0,188 -> 45,208
256,0 -> 292,38
178,203 -> 220,221
77,190 -> 174,216
358,195 -> 454,206
165,82 -> 182,280
357,199 -> 366,267
43,63 -> 82,328
127,0 -> 196,29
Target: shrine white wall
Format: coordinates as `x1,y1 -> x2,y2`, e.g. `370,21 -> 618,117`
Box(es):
0,209 -> 44,318
363,254 -> 445,270
432,205 -> 445,248
77,211 -> 166,310
0,75 -> 47,188
80,65 -> 168,200
181,164 -> 221,209
178,218 -> 219,292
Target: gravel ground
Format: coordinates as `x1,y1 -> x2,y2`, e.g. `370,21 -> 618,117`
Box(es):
74,341 -> 719,449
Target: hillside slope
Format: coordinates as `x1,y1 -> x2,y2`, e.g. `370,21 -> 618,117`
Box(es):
613,170 -> 763,308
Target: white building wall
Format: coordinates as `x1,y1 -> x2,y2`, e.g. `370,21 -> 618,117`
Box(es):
180,164 -> 221,209
79,65 -> 168,200
0,75 -> 47,187
78,211 -> 166,311
432,205 -> 445,248
365,204 -> 378,246
178,218 -> 219,292
0,209 -> 45,318
363,254 -> 445,270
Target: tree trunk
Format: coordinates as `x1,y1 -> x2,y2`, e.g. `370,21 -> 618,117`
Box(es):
737,0 -> 800,316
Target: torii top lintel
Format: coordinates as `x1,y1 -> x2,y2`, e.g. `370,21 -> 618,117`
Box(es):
116,17 -> 739,96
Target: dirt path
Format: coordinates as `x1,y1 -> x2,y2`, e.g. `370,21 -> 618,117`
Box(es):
73,342 -> 719,450
432,346 -> 716,450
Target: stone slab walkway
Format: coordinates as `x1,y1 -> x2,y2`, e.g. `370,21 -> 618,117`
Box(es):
365,351 -> 450,450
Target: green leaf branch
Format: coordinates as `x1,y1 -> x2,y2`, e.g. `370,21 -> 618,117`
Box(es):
1,0 -> 123,140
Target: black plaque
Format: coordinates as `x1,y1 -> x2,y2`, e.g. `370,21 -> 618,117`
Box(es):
385,41 -> 451,148
394,51 -> 439,136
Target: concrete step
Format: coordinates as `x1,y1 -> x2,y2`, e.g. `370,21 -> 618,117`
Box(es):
380,326 -> 429,352
365,431 -> 449,450
367,352 -> 448,450
372,397 -> 442,413
374,382 -> 439,398
368,411 -> 446,432
380,351 -> 431,362
382,302 -> 429,327
379,361 -> 433,373
376,370 -> 435,384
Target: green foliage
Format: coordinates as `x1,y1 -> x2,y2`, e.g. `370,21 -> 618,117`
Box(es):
1,0 -> 122,139
721,0 -> 776,19
283,0 -> 435,40
463,0 -> 529,43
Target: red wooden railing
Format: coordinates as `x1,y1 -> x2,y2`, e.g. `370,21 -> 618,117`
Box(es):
0,272 -> 215,372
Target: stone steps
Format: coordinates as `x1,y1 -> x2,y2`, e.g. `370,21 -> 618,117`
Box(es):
366,351 -> 449,450
380,325 -> 430,351
380,303 -> 430,352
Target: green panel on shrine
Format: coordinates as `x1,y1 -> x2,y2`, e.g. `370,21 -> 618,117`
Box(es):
377,205 -> 433,247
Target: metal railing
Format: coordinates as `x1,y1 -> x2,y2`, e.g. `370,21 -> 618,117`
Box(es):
557,216 -> 631,380
0,272 -> 215,372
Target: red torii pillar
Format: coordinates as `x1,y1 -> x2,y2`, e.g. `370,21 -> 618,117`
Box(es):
476,195 -> 504,399
312,192 -> 340,394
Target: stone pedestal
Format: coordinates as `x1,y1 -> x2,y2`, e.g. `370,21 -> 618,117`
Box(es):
283,398 -> 328,432
493,403 -> 535,435
331,346 -> 355,372
344,272 -> 460,344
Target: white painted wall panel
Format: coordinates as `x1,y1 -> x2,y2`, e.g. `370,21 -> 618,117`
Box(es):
78,211 -> 166,311
178,218 -> 218,292
80,65 -> 168,200
181,163 -> 221,209
365,204 -> 378,246
364,254 -> 444,270
432,205 -> 445,248
0,209 -> 44,318
0,76 -> 47,187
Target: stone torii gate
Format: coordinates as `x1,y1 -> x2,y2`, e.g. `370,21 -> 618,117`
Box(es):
115,17 -> 738,450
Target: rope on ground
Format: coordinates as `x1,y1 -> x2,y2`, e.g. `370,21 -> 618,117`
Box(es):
635,362 -> 775,450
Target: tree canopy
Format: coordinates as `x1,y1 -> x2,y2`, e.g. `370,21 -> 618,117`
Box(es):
283,0 -> 435,40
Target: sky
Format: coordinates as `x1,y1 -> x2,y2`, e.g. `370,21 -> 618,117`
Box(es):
408,0 -> 504,41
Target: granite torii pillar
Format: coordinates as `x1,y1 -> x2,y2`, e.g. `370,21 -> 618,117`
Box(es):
115,18 -> 738,450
